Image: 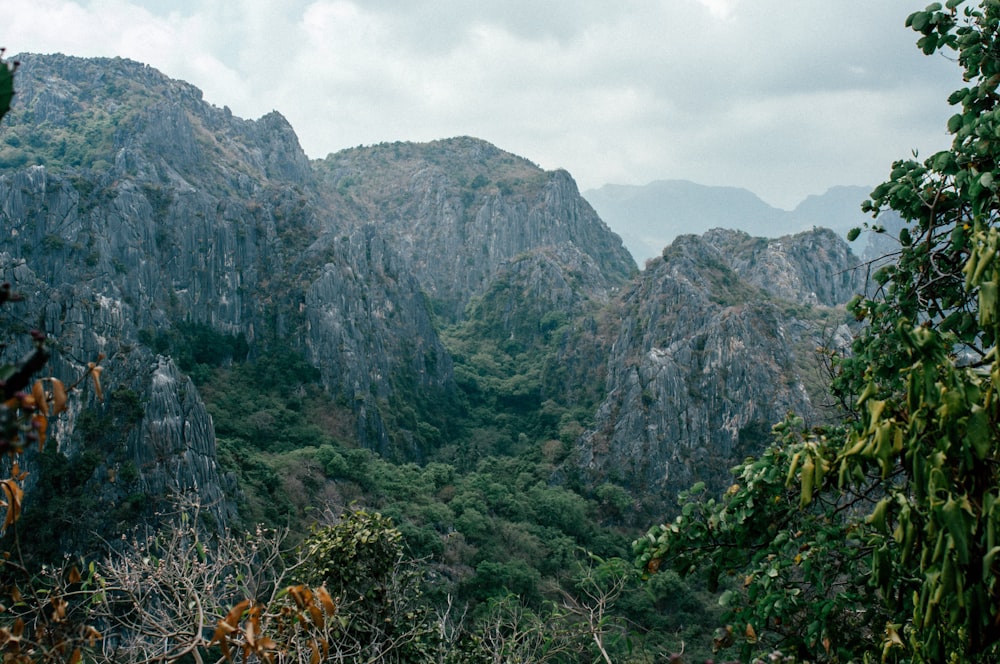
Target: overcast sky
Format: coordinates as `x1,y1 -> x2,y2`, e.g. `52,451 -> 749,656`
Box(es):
10,0 -> 966,209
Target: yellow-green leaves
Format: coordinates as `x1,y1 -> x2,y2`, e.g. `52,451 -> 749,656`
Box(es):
785,445 -> 827,509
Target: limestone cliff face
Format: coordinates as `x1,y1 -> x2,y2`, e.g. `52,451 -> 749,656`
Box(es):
576,228 -> 863,517
302,223 -> 456,456
0,55 -> 637,522
1,53 -> 868,533
0,54 -> 453,519
0,248 -> 238,531
698,227 -> 862,306
315,138 -> 636,319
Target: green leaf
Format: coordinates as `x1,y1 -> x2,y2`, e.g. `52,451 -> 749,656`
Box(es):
966,407 -> 990,459
900,227 -> 913,246
0,56 -> 13,122
948,113 -> 964,133
920,33 -> 940,54
941,498 -> 971,565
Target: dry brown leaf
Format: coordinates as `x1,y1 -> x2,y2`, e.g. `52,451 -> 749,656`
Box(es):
210,625 -> 232,662
50,378 -> 67,416
308,605 -> 324,629
88,365 -> 104,401
316,586 -> 336,615
31,381 -> 47,417
288,585 -> 310,610
50,597 -> 68,622
0,479 -> 23,529
223,600 -> 251,629
245,605 -> 259,648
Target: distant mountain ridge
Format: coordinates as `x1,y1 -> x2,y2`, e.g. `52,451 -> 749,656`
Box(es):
584,180 -> 874,264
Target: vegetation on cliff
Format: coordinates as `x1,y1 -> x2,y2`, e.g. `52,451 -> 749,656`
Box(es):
637,1 -> 1000,661
6,0 -> 996,659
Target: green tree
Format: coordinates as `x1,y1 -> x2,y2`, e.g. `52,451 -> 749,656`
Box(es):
0,49 -> 15,121
636,2 -> 1000,661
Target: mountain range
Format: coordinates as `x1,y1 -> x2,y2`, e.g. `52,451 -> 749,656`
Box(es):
584,179 -> 876,265
0,53 -> 869,548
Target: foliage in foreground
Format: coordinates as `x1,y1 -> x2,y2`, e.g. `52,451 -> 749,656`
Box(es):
637,1 -> 1000,661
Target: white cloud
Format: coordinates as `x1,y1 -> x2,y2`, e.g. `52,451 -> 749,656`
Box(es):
7,0 -> 966,207
696,0 -> 741,20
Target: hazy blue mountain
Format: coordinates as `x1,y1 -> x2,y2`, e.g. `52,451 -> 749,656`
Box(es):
584,180 -> 875,265
792,185 -> 874,236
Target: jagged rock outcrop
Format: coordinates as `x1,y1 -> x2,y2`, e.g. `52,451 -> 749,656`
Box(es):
303,223 -> 456,456
0,54 -> 639,525
131,356 -> 239,520
0,248 -> 238,535
576,229 -> 863,517
698,227 -> 863,306
315,138 -> 636,319
0,52 -> 874,541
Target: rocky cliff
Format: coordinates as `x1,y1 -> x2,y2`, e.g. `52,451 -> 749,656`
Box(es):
0,53 -> 876,543
0,54 -> 640,533
576,229 -> 863,518
315,138 -> 635,319
0,54 -> 455,528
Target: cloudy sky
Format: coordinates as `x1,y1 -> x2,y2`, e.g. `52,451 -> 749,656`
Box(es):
10,0 -> 965,209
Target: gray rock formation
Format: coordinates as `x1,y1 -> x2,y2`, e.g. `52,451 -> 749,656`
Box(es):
698,227 -> 863,307
0,53 -> 874,538
0,54 -> 638,526
316,138 -> 635,319
576,228 -> 864,516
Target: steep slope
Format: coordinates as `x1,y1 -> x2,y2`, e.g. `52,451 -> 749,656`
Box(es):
699,227 -> 862,306
0,54 -> 455,530
576,228 -> 862,518
315,138 -> 636,319
0,54 -> 640,535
